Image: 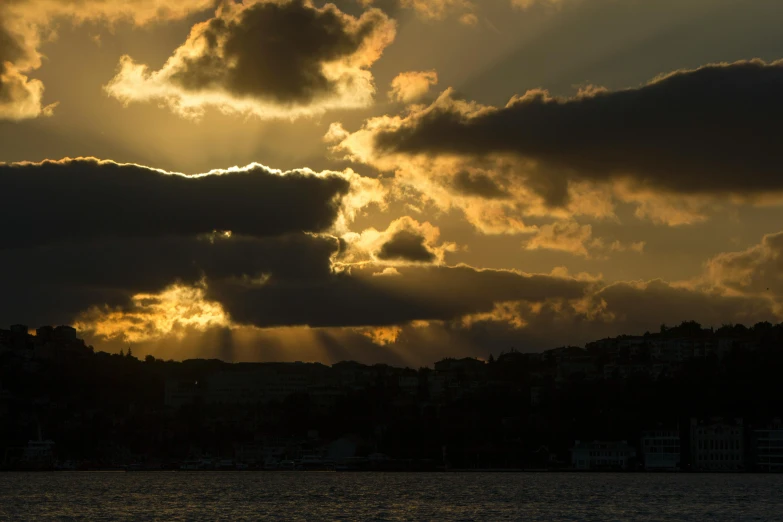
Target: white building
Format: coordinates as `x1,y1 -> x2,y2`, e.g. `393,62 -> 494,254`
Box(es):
571,440 -> 636,470
753,421 -> 783,472
641,430 -> 680,471
690,418 -> 744,471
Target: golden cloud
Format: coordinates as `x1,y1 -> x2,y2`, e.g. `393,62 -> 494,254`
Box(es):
358,0 -> 477,22
525,220 -> 645,258
388,70 -> 439,103
75,283 -> 231,343
0,0 -> 216,119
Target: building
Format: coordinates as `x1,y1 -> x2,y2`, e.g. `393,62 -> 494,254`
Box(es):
308,386 -> 345,413
530,386 -> 542,407
753,420 -> 783,472
205,371 -> 261,405
9,325 -> 29,350
35,326 -> 54,341
690,418 -> 745,471
398,374 -> 419,395
332,361 -> 372,390
556,357 -> 597,382
641,430 -> 680,471
571,440 -> 636,470
54,325 -> 77,342
427,373 -> 447,398
433,358 -> 487,383
0,329 -> 11,348
164,380 -> 205,408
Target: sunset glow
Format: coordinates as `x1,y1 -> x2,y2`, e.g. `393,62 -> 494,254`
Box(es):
2,0 -> 783,366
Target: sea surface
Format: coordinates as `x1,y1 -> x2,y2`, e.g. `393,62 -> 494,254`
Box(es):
1,472 -> 782,521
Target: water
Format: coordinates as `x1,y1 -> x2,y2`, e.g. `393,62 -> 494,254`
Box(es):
1,472 -> 782,521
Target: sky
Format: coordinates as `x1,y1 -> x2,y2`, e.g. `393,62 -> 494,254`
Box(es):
2,0 -> 783,366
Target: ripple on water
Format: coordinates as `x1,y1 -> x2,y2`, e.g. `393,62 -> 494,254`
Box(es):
1,472 -> 783,521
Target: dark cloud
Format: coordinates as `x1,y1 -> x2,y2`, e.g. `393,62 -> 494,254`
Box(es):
377,229 -> 436,262
387,278 -> 778,358
0,158 -> 350,248
207,264 -> 590,328
82,273 -> 782,366
1,233 -> 338,326
374,59 -> 783,202
169,1 -> 386,103
449,170 -> 510,199
105,0 -> 396,118
590,279 -> 776,334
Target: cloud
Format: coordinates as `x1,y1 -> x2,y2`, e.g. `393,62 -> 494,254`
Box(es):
375,60 -> 783,197
0,16 -> 49,120
328,120 -> 617,233
525,220 -> 594,257
704,231 -> 783,307
53,229 -> 593,344
586,279 -> 777,334
59,232 -> 781,362
334,59 -> 783,226
0,156 -> 382,334
448,170 -> 510,199
509,0 -> 568,8
2,232 -> 340,326
377,229 -> 436,262
105,0 -> 396,119
525,220 -> 645,258
207,263 -> 591,328
75,283 -> 231,343
0,0 -> 216,120
86,270 -> 782,365
0,157 -> 365,248
338,216 -> 455,265
358,0 -> 476,22
0,61 -> 49,121
8,0 -> 217,26
433,277 -> 778,357
0,156 -> 388,327
388,70 -> 438,102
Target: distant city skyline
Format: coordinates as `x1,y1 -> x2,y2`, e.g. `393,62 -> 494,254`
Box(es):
3,317 -> 783,472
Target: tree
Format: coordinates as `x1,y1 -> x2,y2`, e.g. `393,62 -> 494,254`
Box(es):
754,321 -> 773,332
